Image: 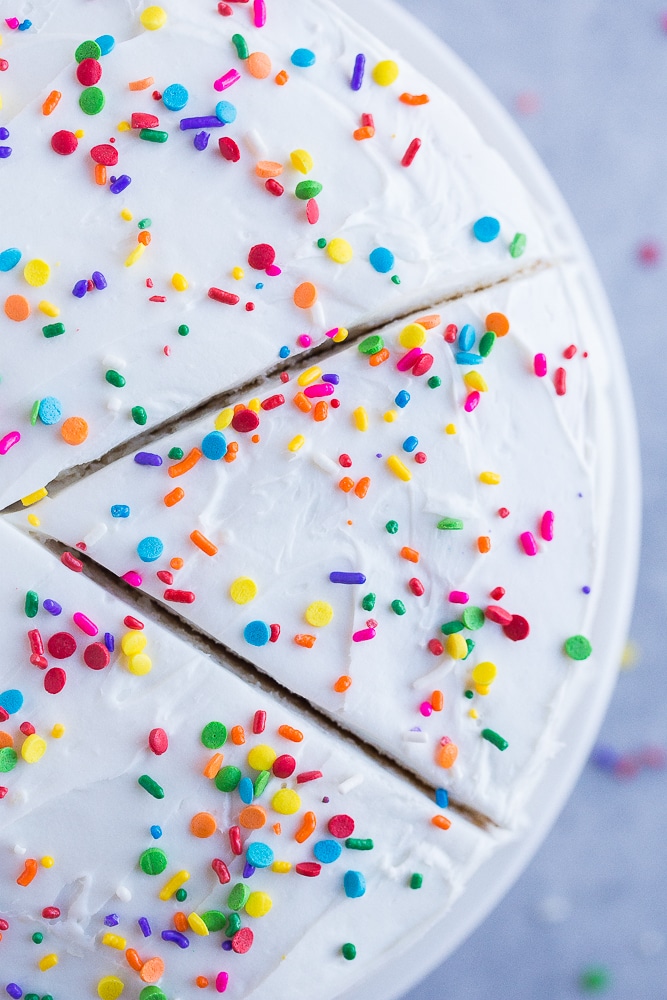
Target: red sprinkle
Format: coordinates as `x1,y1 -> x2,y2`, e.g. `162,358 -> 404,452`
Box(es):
156,570 -> 174,585
47,632 -> 77,659
76,58 -> 102,86
231,408 -> 260,433
231,927 -> 254,953
554,367 -> 567,396
427,638 -> 444,656
218,136 -> 241,162
265,178 -> 284,196
269,624 -> 280,643
90,143 -> 118,166
306,198 -> 319,224
208,287 -> 240,305
0,788 -> 7,799
51,130 -> 78,155
0,708 -> 9,722
42,907 -> 61,919
44,667 -> 67,695
444,324 -> 458,343
327,814 -> 355,838
61,552 -> 84,572
248,243 -> 276,270
295,863 -> 321,877
409,578 -> 425,596
485,605 -> 513,626
339,454 -> 352,468
131,112 -> 160,129
0,918 -> 8,929
28,629 -> 44,655
19,722 -> 35,736
252,710 -> 266,735
124,615 -> 144,630
498,508 -> 510,519
83,642 -> 110,670
211,858 -> 231,884
503,615 -> 530,642
296,770 -> 322,784
30,654 -> 48,670
163,590 -> 196,603
149,728 -> 169,755
401,137 -> 422,167
411,353 -> 433,377
218,1 -> 233,14
272,754 -> 296,778
563,344 -> 577,359
229,826 -> 242,856
261,394 -> 285,410
489,586 -> 506,601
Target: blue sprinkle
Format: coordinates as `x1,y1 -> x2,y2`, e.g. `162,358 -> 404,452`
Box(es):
38,396 -> 63,426
238,775 -> 254,805
246,842 -> 274,869
92,270 -> 107,290
278,345 -> 290,359
137,536 -> 164,563
244,621 -> 271,647
435,788 -> 449,809
104,632 -> 115,653
110,504 -> 130,518
0,689 -> 24,715
43,599 -> 62,616
134,451 -> 163,467
109,174 -> 131,194
201,430 -> 227,460
0,146 -> 12,159
351,52 -> 365,90
455,351 -> 484,366
343,870 -> 366,898
162,83 -> 189,111
313,840 -> 342,864
291,47 -> 316,67
0,128 -> 9,141
369,247 -> 395,273
215,100 -> 237,124
161,930 -> 189,949
72,278 -> 88,298
104,913 -> 120,927
329,572 -> 366,585
150,825 -> 163,839
193,130 -> 210,151
395,390 -> 410,408
473,216 -> 501,243
0,248 -> 21,271
138,916 -> 152,937
18,19 -> 32,30
256,282 -> 264,290
322,373 -> 340,385
458,324 -> 476,352
402,435 -> 418,453
95,34 -> 116,56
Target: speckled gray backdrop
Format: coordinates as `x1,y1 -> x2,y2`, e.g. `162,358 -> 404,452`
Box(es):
394,1 -> 666,997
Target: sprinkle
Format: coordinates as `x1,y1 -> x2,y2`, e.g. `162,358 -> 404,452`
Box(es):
291,48 -> 316,68
387,455 -> 411,481
564,635 -> 592,660
401,138 -> 421,167
343,870 -> 366,898
159,870 -> 190,901
555,367 -> 567,395
520,531 -> 538,556
342,943 -> 357,960
481,728 -> 509,751
330,571 -> 366,585
372,60 -> 399,86
473,216 -> 501,242
138,774 -> 164,799
534,353 -> 548,377
541,510 -> 555,540
431,814 -> 452,830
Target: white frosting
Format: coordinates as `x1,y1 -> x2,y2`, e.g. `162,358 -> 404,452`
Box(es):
0,521 -> 503,999
0,0 -> 555,509
15,265 -> 614,827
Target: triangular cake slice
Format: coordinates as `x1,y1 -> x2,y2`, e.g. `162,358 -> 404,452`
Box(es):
0,0 -> 557,509
0,520 -> 503,998
13,264 -> 613,826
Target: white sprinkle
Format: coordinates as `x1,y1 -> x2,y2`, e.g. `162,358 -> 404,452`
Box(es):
403,730 -> 428,744
243,129 -> 267,157
13,843 -> 27,855
106,397 -> 122,413
338,774 -> 363,795
115,885 -> 132,902
83,523 -> 107,547
537,895 -> 570,923
310,452 -> 339,476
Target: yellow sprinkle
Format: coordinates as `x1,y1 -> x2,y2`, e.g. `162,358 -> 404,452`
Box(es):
74,129 -> 85,139
290,148 -> 313,174
171,272 -> 188,291
21,487 -> 48,507
41,856 -> 55,868
159,870 -> 190,901
38,301 -> 59,317
288,434 -> 305,452
386,455 -> 411,481
271,788 -> 301,815
215,407 -> 234,430
187,912 -> 209,936
464,371 -> 488,392
399,322 -> 427,349
125,243 -> 146,267
97,976 -> 125,1000
475,684 -> 491,696
372,59 -> 400,86
232,266 -> 244,280
102,933 -> 126,950
0,96 -> 3,111
383,410 -> 397,422
127,653 -> 152,676
230,577 -> 258,605
468,709 -> 479,719
247,744 -> 277,771
621,640 -> 639,671
332,327 -> 349,343
21,733 -> 47,763
248,397 -> 261,413
472,661 -> 497,688
445,423 -> 457,435
297,365 -> 322,387
140,5 -> 167,30
446,632 -> 468,659
304,601 -> 334,627
479,471 -> 501,485
245,891 -> 273,917
326,238 -> 354,264
51,723 -> 65,738
23,259 -> 50,287
27,514 -> 40,527
38,953 -> 59,971
120,208 -> 133,221
121,630 -> 147,656
353,406 -> 368,431
271,861 -> 291,873
117,121 -> 131,132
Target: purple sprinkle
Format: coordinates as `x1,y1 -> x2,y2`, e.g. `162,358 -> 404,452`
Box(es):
138,916 -> 152,937
162,929 -> 190,948
43,599 -> 62,616
134,451 -> 163,467
351,53 -> 365,91
242,862 -> 256,879
582,585 -> 591,594
6,985 -> 22,1000
222,939 -> 233,951
0,146 -> 12,158
590,745 -> 621,771
92,270 -> 107,290
104,632 -> 115,652
0,127 -> 9,140
194,130 -> 210,151
109,174 -> 131,194
322,796 -> 330,803
180,115 -> 225,131
72,278 -> 88,298
322,374 -> 340,385
104,913 -> 120,927
329,572 -> 366,585
375,453 -> 382,458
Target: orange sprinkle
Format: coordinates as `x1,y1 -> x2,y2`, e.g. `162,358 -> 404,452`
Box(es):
61,416 -> 88,446
233,403 -> 246,414
224,445 -> 238,463
369,347 -> 390,366
431,690 -> 444,712
203,752 -> 223,778
432,814 -> 452,831
168,447 -> 202,478
339,477 -> 354,493
190,811 -> 217,838
138,230 -> 152,246
354,476 -> 370,499
4,294 -> 31,322
94,163 -> 107,185
293,391 -> 312,413
313,400 -> 328,422
278,725 -> 303,743
293,281 -> 317,309
173,912 -> 189,933
334,674 -> 352,693
400,546 -> 419,563
190,530 -> 218,557
239,805 -> 267,830
275,70 -> 289,85
129,76 -> 155,91
164,487 -> 185,507
251,433 -> 260,443
399,92 -> 430,105
0,732 -> 14,749
272,823 -> 282,835
170,557 -> 184,570
42,89 -> 62,115
246,51 -> 272,79
477,535 -> 491,553
436,742 -> 458,769
231,725 -> 246,746
125,948 -> 142,972
415,313 -> 441,329
294,633 -> 316,648
255,160 -> 283,178
353,126 -> 375,140
16,859 -> 38,887
294,810 -> 317,843
196,977 -> 209,989
485,312 -> 510,337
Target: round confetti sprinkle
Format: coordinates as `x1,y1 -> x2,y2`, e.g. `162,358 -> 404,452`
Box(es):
79,86 -> 105,115
304,601 -> 334,627
140,848 -> 168,875
24,259 -> 51,286
0,248 -> 21,272
140,6 -> 168,30
246,842 -> 274,869
271,788 -> 301,814
244,620 -> 271,646
51,129 -> 79,154
0,689 -> 23,714
162,83 -> 189,110
326,238 -> 353,264
272,754 -> 296,778
83,641 -> 111,670
291,48 -> 316,67
75,39 -> 102,62
313,839 -> 342,864
137,536 -> 164,562
473,216 -> 501,243
4,294 -> 31,322
38,396 -> 63,425
201,430 -> 227,460
564,634 -> 592,660
216,765 -> 242,792
201,721 -> 227,749
372,60 -> 399,86
230,577 -> 258,604
369,247 -> 395,273
47,632 -> 77,659
61,416 -> 89,445
328,814 -> 355,838
248,244 -> 276,270
247,744 -> 276,771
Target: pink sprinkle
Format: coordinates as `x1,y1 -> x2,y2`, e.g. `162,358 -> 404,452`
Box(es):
149,728 -> 169,755
540,510 -> 555,541
297,334 -> 312,348
216,971 -> 229,993
5,18 -> 19,30
637,240 -> 662,266
122,570 -> 143,587
486,604 -> 513,626
304,383 -> 334,398
0,430 -> 21,455
563,344 -> 577,359
515,90 -> 541,115
534,353 -> 547,377
396,347 -> 422,372
554,367 -> 567,396
401,137 -> 422,167
265,264 -> 281,277
352,627 -> 376,642
306,198 -> 319,224
448,590 -> 469,604
253,0 -> 266,26
163,345 -> 171,356
464,390 -> 480,412
213,69 -> 241,92
218,1 -> 233,13
520,531 -> 538,556
72,612 -> 98,637
419,701 -> 433,718
324,327 -> 340,339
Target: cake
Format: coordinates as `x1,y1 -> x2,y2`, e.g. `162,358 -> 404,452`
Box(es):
0,1 -> 630,998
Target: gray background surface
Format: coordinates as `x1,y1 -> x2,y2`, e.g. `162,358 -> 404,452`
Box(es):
393,1 -> 666,997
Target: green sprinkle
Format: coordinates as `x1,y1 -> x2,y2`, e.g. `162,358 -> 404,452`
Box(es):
253,769 -> 271,798
42,995 -> 55,1000
228,882 -> 250,910
509,232 -> 527,258
231,33 -> 249,59
168,447 -> 184,461
225,913 -> 242,937
464,689 -> 474,699
385,519 -> 399,534
25,590 -> 39,618
139,128 -> 169,143
139,848 -> 168,875
295,179 -> 323,200
427,375 -> 442,388
437,517 -> 464,530
0,748 -> 18,772
30,400 -> 40,426
75,40 -> 101,63
79,86 -> 105,115
215,765 -> 242,793
341,943 -> 357,961
479,331 -> 496,357
361,593 -> 376,612
105,369 -> 126,388
177,324 -> 189,337
139,989 -> 167,1000
175,887 -> 188,902
464,638 -> 475,659
358,334 -> 384,355
481,728 -> 509,751
345,838 -> 374,851
391,599 -> 406,616
564,634 -> 592,661
461,606 -> 485,630
316,237 -> 327,249
25,993 -> 39,1000
138,218 -> 152,230
409,873 -> 423,890
201,909 -> 227,932
579,966 -> 611,992
441,620 -> 464,635
132,405 -> 147,426
42,322 -> 65,338
138,775 -> 164,799
201,721 -> 227,748
391,274 -> 401,284
31,932 -> 44,944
